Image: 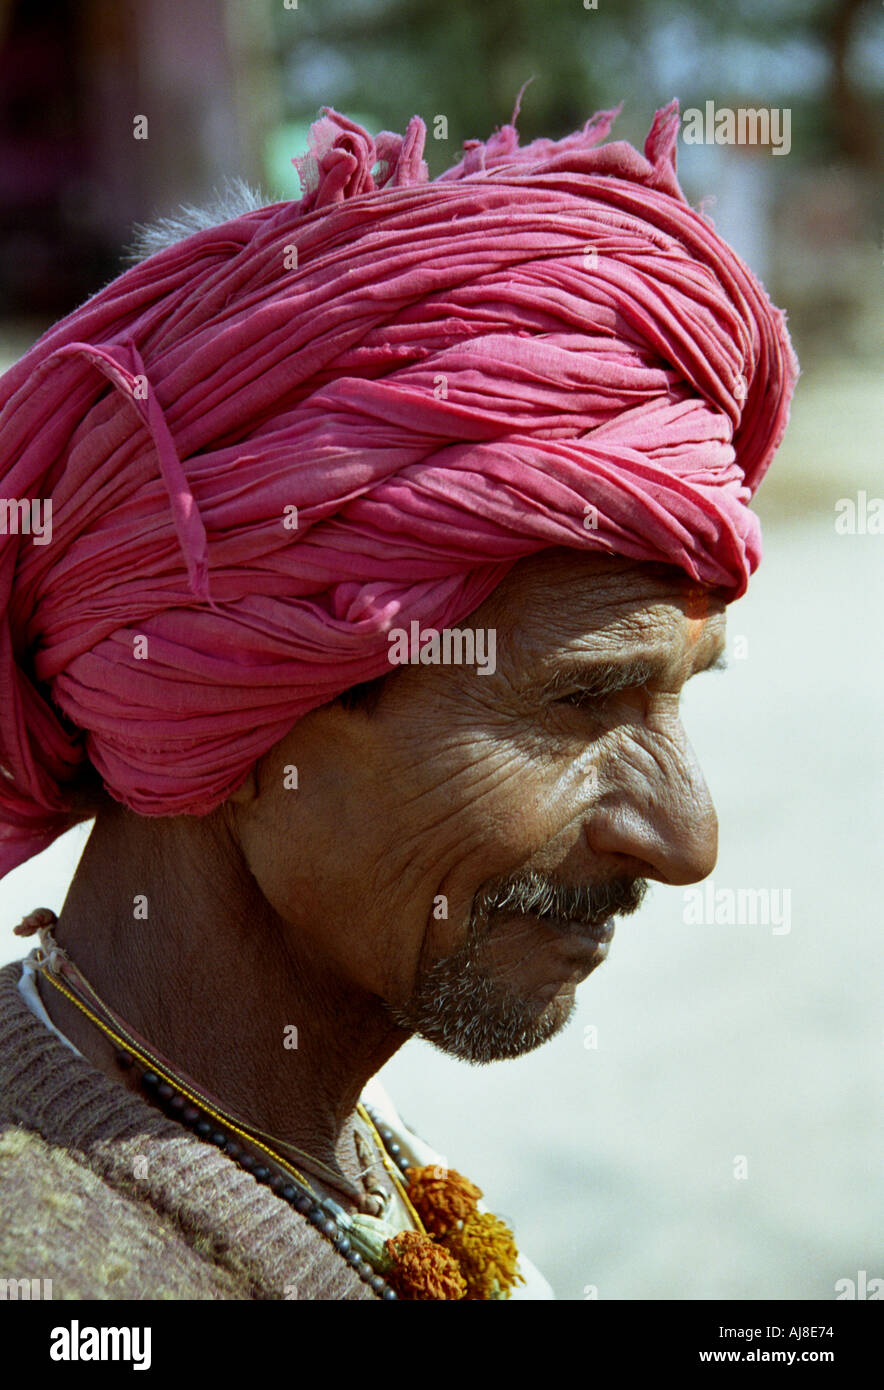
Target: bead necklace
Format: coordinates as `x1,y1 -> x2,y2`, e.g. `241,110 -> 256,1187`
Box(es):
28,918 -> 405,1210
17,909 -> 525,1300
26,920 -> 416,1297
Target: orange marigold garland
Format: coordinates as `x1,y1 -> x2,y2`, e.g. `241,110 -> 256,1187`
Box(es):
381,1163 -> 524,1300
384,1231 -> 467,1300
405,1165 -> 482,1236
442,1210 -> 525,1300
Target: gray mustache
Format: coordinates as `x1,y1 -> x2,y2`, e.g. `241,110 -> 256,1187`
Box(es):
475,869 -> 647,929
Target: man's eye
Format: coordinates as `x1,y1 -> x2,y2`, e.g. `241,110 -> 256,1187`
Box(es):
558,687 -> 611,707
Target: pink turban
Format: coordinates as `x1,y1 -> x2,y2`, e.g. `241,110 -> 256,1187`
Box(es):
0,99 -> 798,879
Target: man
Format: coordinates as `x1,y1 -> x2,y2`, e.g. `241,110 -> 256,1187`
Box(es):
0,100 -> 797,1300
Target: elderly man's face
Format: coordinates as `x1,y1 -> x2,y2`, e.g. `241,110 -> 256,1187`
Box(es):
232,549 -> 726,1064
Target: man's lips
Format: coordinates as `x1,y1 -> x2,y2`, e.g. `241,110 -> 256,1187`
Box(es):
491,907 -> 615,944
488,908 -> 616,968
539,913 -> 616,945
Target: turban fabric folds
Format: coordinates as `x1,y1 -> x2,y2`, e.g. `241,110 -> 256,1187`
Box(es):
0,98 -> 798,879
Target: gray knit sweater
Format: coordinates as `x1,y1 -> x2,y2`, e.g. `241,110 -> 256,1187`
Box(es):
0,957 -> 382,1299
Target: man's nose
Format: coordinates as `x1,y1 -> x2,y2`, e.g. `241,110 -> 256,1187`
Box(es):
584,731 -> 719,886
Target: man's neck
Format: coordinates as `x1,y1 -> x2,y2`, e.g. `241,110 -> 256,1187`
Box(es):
41,805 -> 409,1186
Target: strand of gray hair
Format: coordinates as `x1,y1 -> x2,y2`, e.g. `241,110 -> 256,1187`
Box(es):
121,177 -> 273,266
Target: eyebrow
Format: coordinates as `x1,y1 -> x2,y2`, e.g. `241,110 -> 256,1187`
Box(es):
537,647 -> 728,700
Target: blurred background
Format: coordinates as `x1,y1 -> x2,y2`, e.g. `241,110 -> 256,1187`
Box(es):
0,0 -> 881,1299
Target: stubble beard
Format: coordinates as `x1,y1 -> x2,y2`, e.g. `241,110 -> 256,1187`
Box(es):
384,871 -> 647,1065
385,919 -> 575,1065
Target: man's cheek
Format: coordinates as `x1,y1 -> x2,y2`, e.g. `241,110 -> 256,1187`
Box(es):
396,736 -> 534,851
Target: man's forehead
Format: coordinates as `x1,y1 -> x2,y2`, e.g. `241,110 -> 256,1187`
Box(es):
529,604 -> 727,680
494,548 -> 725,618
488,548 -> 727,671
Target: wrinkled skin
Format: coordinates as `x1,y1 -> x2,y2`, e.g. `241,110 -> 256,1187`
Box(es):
43,548 -> 726,1191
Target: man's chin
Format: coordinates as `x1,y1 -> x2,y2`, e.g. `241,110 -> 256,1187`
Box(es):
387,974 -> 578,1065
